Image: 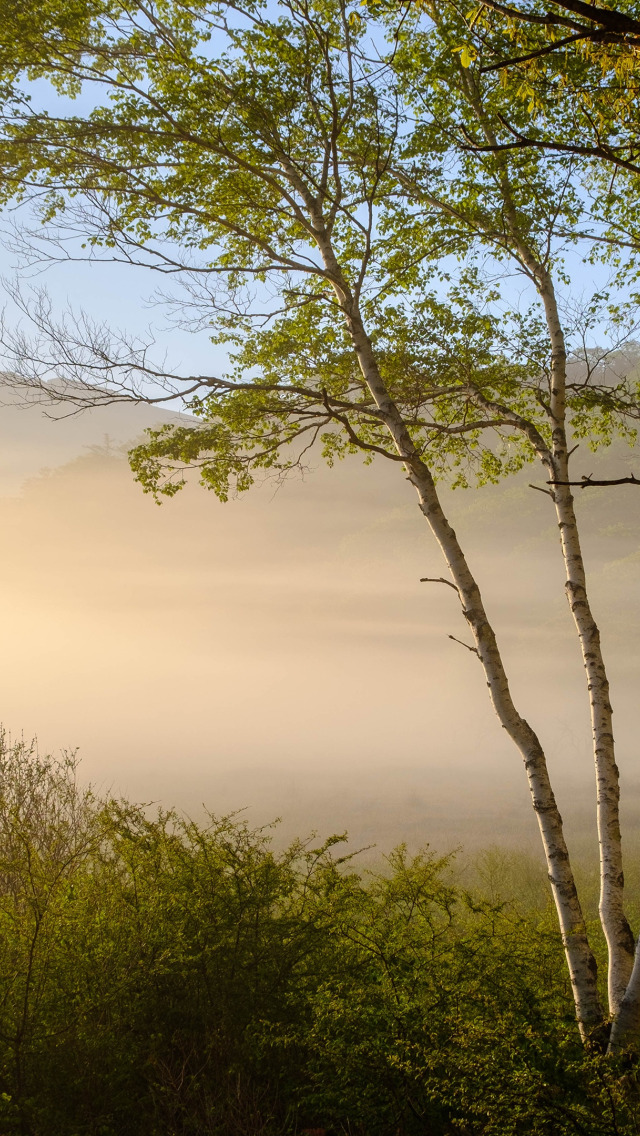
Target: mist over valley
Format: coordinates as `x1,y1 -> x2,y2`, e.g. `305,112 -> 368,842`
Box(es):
2,388 -> 638,860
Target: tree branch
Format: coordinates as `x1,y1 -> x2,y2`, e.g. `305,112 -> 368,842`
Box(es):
448,634 -> 480,657
420,576 -> 460,592
548,474 -> 640,488
480,30 -> 606,73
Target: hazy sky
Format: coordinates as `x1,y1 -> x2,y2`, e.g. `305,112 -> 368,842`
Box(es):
1,390 -> 639,855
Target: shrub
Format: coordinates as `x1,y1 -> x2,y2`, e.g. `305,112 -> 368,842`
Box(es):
0,732 -> 637,1135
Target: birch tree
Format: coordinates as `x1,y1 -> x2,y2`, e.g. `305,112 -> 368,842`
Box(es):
0,0 -> 636,1046
364,4 -> 640,1049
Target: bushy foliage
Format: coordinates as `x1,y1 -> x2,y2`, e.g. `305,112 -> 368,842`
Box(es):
0,731 -> 638,1136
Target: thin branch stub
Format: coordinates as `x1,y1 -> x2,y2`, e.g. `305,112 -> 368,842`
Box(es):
420,576 -> 460,592
448,634 -> 480,657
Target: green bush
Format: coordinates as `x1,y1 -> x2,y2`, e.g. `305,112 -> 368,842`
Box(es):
0,730 -> 638,1136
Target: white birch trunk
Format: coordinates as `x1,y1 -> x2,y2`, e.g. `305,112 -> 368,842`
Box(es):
310,225 -> 605,1035
452,98 -> 634,1025
470,277 -> 635,1032
609,949 -> 640,1052
538,278 -> 635,1019
405,463 -> 603,1036
357,327 -> 604,1038
553,479 -> 634,1015
395,64 -> 629,1043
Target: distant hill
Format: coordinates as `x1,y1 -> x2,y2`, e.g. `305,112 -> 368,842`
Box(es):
0,381 -> 187,494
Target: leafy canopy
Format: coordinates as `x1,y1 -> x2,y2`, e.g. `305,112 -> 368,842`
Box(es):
0,0 -> 637,498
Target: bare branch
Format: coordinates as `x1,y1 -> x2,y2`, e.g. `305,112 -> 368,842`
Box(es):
448,634 -> 480,657
549,474 -> 640,488
420,575 -> 460,591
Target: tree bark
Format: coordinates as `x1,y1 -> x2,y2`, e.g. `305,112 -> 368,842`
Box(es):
452,90 -> 635,1021
473,265 -> 636,1027
537,275 -> 635,1019
609,949 -> 640,1052
326,282 -> 604,1036
404,454 -> 604,1037
323,50 -> 629,1043
305,210 -> 604,1035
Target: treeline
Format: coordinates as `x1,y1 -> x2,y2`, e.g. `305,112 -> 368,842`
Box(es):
0,731 -> 637,1136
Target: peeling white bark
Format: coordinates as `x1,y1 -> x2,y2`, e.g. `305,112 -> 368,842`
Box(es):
358,327 -> 604,1037
313,244 -> 605,1034
609,949 -> 640,1053
298,206 -> 605,1035
405,463 -> 603,1037
453,103 -> 634,1027
469,273 -> 635,1031
538,277 -> 635,1020
389,66 -> 630,1045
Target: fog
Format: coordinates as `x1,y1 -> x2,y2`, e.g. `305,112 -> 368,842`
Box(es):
1,391 -> 639,856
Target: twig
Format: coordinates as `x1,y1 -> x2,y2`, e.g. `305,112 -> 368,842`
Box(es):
529,483 -> 554,497
420,576 -> 460,592
448,634 -> 480,657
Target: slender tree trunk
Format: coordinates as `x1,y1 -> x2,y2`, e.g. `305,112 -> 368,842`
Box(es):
306,211 -> 604,1035
404,455 -> 603,1038
402,58 -> 631,1044
609,950 -> 640,1052
334,289 -> 604,1037
537,277 -> 636,1020
458,103 -> 634,1024
553,474 -> 635,1015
